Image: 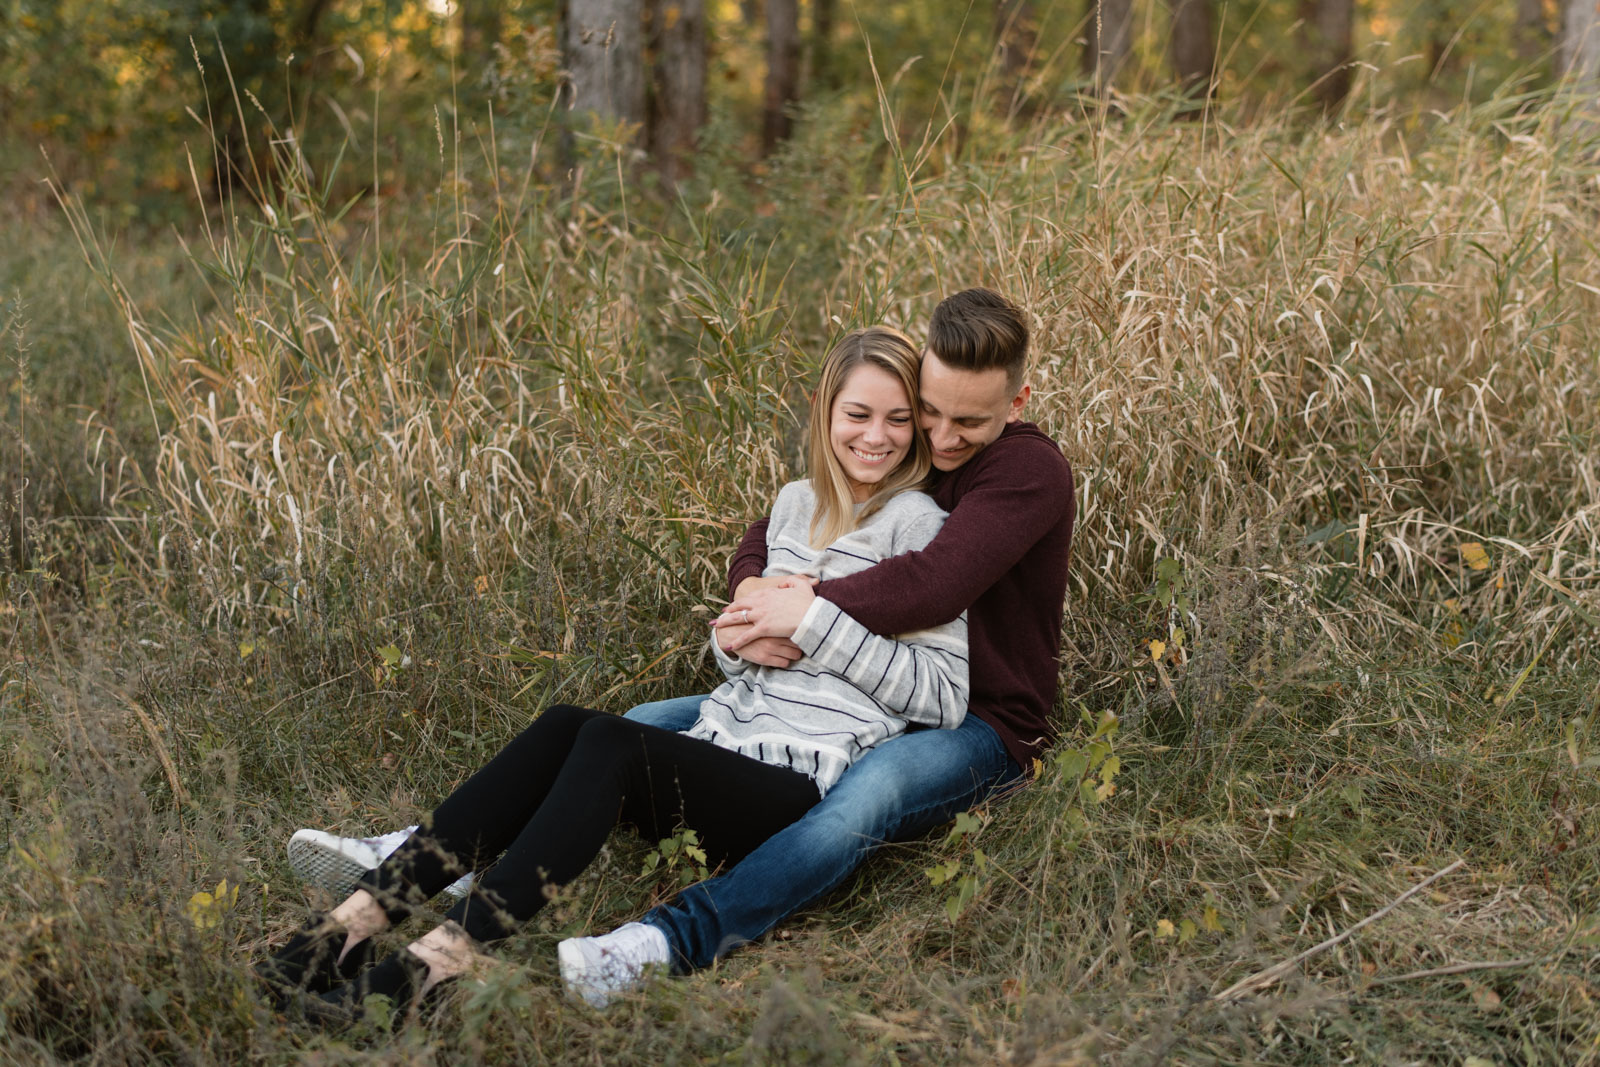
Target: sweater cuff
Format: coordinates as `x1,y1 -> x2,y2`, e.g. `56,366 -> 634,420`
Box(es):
791,596 -> 841,656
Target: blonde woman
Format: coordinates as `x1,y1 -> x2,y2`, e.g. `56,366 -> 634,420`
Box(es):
259,326 -> 970,1022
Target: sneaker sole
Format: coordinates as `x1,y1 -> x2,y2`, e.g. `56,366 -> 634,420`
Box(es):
287,837 -> 377,895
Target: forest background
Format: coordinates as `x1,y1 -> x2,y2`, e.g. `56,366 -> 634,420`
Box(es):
3,0 -> 1600,1062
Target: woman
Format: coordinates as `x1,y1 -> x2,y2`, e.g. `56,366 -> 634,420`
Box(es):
258,326 -> 969,1023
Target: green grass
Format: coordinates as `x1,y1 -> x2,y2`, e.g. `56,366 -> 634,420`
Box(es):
2,74 -> 1599,1063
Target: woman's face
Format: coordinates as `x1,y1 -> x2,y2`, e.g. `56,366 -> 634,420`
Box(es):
830,362 -> 916,502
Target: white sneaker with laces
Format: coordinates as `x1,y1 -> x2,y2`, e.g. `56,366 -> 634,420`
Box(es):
557,922 -> 670,1008
286,826 -> 476,899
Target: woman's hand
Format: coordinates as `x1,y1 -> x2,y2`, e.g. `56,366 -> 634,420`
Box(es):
713,575 -> 819,653
713,622 -> 805,668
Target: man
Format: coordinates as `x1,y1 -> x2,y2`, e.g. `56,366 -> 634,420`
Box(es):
288,288 -> 1075,1004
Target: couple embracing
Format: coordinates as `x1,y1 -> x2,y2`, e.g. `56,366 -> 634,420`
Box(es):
257,288 -> 1076,1024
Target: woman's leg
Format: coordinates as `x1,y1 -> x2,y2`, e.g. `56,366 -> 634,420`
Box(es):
264,704 -> 615,996
439,713 -> 821,945
356,703 -> 615,920
314,715 -> 819,1017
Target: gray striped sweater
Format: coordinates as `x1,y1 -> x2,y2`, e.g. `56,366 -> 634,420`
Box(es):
688,481 -> 969,796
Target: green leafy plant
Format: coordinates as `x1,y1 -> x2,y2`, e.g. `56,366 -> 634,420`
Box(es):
642,826 -> 710,889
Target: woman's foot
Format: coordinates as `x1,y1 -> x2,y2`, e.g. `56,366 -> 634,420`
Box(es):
309,948 -> 443,1031
308,924 -> 482,1030
258,890 -> 391,1004
255,916 -> 374,1001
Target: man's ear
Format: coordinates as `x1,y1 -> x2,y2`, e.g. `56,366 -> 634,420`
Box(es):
1005,383 -> 1031,423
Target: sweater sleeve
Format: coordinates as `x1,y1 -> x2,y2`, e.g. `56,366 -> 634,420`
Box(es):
726,518 -> 771,600
790,506 -> 969,729
813,437 -> 1072,635
710,632 -> 752,680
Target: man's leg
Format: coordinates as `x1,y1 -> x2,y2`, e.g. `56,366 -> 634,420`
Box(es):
621,693 -> 706,732
640,715 -> 1022,972
286,694 -> 710,894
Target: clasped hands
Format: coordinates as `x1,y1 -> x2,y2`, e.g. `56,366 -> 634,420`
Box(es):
710,574 -> 819,668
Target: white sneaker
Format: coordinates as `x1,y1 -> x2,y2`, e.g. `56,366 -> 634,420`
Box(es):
286,826 -> 476,899
557,922 -> 670,1008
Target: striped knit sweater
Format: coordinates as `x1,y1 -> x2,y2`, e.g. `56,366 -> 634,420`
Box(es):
688,481 -> 969,796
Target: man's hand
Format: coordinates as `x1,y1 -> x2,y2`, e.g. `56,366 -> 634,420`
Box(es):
714,622 -> 805,668
713,576 -> 818,653
733,574 -> 794,599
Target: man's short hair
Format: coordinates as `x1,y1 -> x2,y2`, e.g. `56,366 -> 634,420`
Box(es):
926,288 -> 1029,388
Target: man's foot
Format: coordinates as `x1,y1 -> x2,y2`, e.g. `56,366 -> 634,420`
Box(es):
287,827 -> 475,899
557,922 -> 670,1008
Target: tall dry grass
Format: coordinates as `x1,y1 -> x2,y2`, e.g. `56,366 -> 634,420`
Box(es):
4,72 -> 1598,1063
58,85 -> 1600,679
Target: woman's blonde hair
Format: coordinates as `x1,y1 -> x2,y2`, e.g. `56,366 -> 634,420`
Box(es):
806,326 -> 931,548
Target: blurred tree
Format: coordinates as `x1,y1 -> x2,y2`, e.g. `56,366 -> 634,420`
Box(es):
764,0 -> 800,152
1516,0 -> 1550,62
461,0 -> 505,79
1559,0 -> 1600,87
995,0 -> 1039,95
812,0 -> 837,88
1168,0 -> 1214,106
1299,0 -> 1354,113
648,0 -> 706,182
1083,0 -> 1134,95
562,0 -> 646,125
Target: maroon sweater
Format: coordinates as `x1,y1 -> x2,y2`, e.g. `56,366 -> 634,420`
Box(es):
728,421 -> 1075,771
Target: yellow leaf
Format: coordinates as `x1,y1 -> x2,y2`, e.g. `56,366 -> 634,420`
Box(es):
238,640 -> 255,659
1201,905 -> 1224,932
1459,542 -> 1490,571
1149,639 -> 1166,662
474,574 -> 489,595
184,880 -> 238,930
1155,918 -> 1176,939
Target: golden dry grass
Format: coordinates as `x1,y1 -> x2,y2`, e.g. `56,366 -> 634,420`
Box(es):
2,78 -> 1598,1063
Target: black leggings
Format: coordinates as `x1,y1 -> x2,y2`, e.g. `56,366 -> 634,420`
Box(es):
358,704 -> 821,944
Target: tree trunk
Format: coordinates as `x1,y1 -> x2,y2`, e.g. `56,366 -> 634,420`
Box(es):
562,0 -> 646,127
1082,0 -> 1134,94
812,0 -> 837,88
1297,0 -> 1354,113
1167,0 -> 1214,105
648,0 -> 706,182
763,0 -> 801,152
995,0 -> 1039,84
1516,0 -> 1549,62
1559,0 -> 1600,84
461,0 -> 503,78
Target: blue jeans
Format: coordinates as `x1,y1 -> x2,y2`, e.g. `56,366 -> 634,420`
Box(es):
622,694 -> 1023,972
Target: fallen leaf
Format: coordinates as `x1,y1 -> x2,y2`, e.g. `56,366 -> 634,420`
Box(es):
1460,542 -> 1490,571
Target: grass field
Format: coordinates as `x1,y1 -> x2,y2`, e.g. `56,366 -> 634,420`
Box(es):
3,79 -> 1599,1064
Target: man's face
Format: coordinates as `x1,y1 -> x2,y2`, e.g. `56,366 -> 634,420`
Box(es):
917,350 -> 1030,472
